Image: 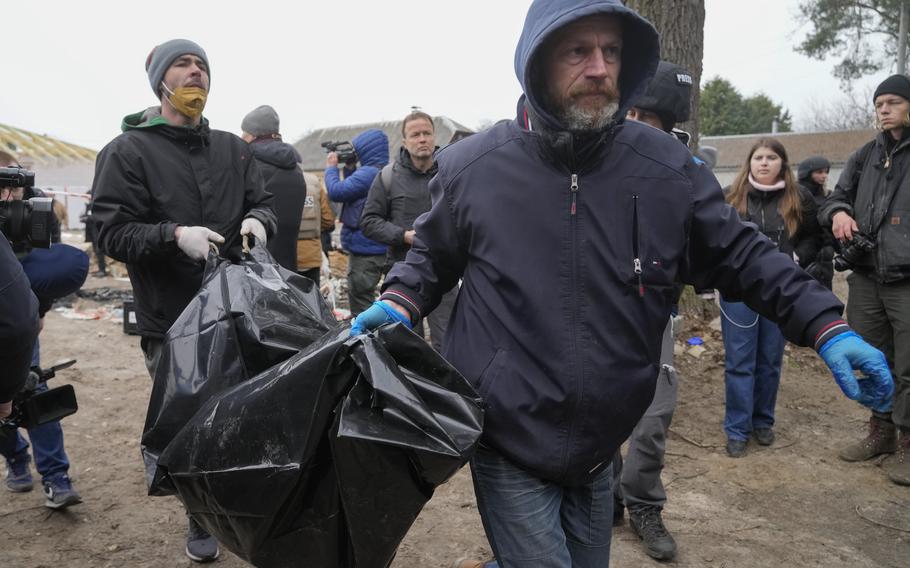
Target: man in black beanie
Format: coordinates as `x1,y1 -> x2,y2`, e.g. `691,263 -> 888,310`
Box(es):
91,38 -> 277,562
819,73 -> 910,487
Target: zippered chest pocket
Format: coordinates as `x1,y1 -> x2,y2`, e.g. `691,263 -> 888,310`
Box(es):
625,191 -> 687,294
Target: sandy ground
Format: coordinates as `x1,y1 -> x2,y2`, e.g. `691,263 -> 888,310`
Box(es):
1,265 -> 908,568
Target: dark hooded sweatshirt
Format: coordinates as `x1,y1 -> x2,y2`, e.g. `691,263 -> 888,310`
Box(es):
249,138 -> 306,271
91,108 -> 277,338
381,0 -> 845,485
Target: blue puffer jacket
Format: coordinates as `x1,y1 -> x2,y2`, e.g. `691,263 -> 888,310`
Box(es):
325,129 -> 389,255
382,0 -> 845,485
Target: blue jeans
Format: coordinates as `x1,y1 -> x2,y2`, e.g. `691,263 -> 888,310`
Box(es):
720,298 -> 786,441
0,339 -> 70,482
471,444 -> 613,568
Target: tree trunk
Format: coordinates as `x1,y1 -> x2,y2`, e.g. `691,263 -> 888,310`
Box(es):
623,0 -> 706,147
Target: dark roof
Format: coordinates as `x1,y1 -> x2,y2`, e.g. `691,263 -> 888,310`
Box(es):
294,116 -> 474,171
702,129 -> 877,172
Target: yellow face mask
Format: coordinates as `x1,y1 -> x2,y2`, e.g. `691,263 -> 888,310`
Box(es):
161,83 -> 207,120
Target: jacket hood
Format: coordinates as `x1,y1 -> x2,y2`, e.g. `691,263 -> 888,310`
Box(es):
797,155 -> 830,182
514,0 -> 660,131
249,139 -> 301,169
121,107 -> 210,146
353,129 -> 390,168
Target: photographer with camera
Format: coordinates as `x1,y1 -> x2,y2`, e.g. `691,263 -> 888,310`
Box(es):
0,237 -> 39,421
324,130 -> 389,315
0,151 -> 88,510
91,39 -> 276,563
819,74 -> 910,487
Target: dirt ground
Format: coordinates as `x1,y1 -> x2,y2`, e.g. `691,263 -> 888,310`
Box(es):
2,259 -> 909,567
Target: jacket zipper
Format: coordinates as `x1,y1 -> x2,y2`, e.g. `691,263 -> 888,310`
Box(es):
570,173 -> 579,215
564,169 -> 583,477
632,194 -> 644,297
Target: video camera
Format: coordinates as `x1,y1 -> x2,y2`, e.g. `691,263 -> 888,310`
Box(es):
0,166 -> 54,251
320,140 -> 358,165
833,232 -> 876,272
0,359 -> 78,432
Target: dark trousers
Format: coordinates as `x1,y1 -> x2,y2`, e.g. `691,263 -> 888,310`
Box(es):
347,253 -> 386,316
720,298 -> 786,440
140,336 -> 164,380
846,272 -> 910,428
413,286 -> 458,352
472,444 -> 613,567
612,317 -> 678,511
298,267 -> 321,287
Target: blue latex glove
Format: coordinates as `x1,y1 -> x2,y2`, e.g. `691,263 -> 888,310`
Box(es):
819,331 -> 894,413
349,301 -> 413,336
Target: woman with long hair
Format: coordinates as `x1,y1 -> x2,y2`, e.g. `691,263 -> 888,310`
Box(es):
721,138 -> 822,457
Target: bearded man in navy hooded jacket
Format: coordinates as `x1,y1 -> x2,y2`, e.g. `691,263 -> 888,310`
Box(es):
351,1 -> 894,566
325,129 -> 389,315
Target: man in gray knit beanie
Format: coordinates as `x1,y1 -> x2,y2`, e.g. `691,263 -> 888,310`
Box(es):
90,37 -> 276,564
145,39 -> 210,97
241,105 -> 280,138
145,39 -> 212,126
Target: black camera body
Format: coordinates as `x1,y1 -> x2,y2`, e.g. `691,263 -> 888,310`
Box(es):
0,359 -> 78,432
0,166 -> 54,251
834,232 -> 876,272
320,140 -> 358,165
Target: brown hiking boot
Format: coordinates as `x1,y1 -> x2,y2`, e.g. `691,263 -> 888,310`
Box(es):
839,417 -> 897,462
888,431 -> 910,486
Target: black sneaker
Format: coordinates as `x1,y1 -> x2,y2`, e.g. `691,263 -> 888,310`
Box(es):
726,438 -> 747,458
629,505 -> 677,561
5,454 -> 33,493
42,475 -> 82,509
753,428 -> 775,446
186,516 -> 219,563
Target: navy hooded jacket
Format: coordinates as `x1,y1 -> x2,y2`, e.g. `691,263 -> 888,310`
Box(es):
325,129 -> 389,255
382,0 -> 845,485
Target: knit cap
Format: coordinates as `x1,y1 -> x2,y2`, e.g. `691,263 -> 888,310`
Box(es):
241,105 -> 280,136
145,39 -> 209,97
873,74 -> 910,103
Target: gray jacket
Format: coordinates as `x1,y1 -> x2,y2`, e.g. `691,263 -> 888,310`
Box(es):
360,146 -> 438,263
819,131 -> 910,283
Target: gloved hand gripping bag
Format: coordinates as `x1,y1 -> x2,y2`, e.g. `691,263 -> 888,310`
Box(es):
158,324 -> 483,568
141,246 -> 337,495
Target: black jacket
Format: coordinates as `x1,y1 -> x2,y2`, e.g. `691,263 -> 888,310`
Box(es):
249,138 -> 306,271
92,108 -> 277,338
728,185 -> 822,267
820,131 -> 910,282
0,237 -> 39,402
360,147 -> 438,263
380,0 -> 844,485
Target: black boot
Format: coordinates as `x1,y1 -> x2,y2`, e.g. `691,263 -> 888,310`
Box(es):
629,505 -> 677,561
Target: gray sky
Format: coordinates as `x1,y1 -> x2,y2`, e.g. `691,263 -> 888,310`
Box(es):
1,0 -> 890,152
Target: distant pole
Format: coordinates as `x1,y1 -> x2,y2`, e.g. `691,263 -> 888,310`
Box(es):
900,1 -> 909,75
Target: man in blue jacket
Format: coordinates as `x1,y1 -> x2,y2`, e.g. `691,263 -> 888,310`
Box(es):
325,129 -> 389,315
353,1 -> 893,566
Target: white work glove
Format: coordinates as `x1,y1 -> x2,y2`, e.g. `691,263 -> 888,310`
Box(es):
176,225 -> 225,261
240,217 -> 268,247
